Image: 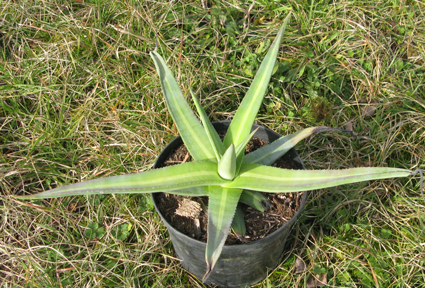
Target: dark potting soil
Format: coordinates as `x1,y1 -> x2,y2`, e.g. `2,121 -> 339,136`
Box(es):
155,137 -> 304,245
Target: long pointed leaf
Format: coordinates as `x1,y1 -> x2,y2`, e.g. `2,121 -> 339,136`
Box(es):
244,126 -> 332,165
204,187 -> 242,282
239,190 -> 271,212
235,127 -> 259,173
223,13 -> 291,148
235,128 -> 258,159
231,204 -> 246,240
150,51 -> 215,161
223,163 -> 412,192
244,126 -> 372,165
16,161 -> 227,199
190,89 -> 225,161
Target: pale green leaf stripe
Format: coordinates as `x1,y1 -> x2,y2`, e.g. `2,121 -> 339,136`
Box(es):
190,89 -> 225,160
150,51 -> 215,161
224,163 -> 411,192
223,13 -> 291,148
204,187 -> 242,281
244,127 -> 329,165
17,161 -> 227,199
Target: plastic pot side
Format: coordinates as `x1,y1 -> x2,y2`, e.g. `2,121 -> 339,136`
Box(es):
152,121 -> 307,287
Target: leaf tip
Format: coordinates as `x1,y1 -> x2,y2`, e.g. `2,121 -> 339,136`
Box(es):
261,199 -> 272,211
202,265 -> 213,283
12,194 -> 32,200
218,144 -> 236,180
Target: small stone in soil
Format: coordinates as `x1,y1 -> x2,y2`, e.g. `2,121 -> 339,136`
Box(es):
175,198 -> 202,238
175,198 -> 202,219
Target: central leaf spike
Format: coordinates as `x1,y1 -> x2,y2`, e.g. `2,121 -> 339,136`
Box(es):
218,144 -> 237,180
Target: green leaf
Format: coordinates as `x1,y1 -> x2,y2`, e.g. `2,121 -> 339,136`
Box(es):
239,190 -> 270,212
231,204 -> 246,239
223,13 -> 291,148
190,89 -> 225,161
16,161 -> 228,199
244,126 -> 334,165
234,128 -> 259,173
138,196 -> 154,213
218,144 -> 237,180
150,51 -> 215,161
313,264 -> 327,274
112,223 -> 130,241
224,163 -> 412,192
204,187 -> 242,282
85,222 -> 105,239
167,186 -> 209,196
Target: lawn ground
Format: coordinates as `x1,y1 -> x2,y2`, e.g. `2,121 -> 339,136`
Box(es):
1,0 -> 424,287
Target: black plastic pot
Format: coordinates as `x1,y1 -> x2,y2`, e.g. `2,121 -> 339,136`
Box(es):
152,121 -> 307,287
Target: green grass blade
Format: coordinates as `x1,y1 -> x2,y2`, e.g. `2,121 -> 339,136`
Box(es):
150,51 -> 215,161
223,13 -> 291,148
224,163 -> 413,192
204,187 -> 242,282
190,89 -> 225,161
16,161 -> 226,199
244,126 -> 333,165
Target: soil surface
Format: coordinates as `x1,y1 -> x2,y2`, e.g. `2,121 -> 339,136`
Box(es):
154,137 -> 304,245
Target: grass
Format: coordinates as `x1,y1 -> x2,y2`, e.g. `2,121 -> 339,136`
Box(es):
1,0 -> 424,287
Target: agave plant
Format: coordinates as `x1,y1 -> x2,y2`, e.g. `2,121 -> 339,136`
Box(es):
16,13 -> 423,281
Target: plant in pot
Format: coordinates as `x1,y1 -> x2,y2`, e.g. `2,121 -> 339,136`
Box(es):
15,13 -> 423,287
